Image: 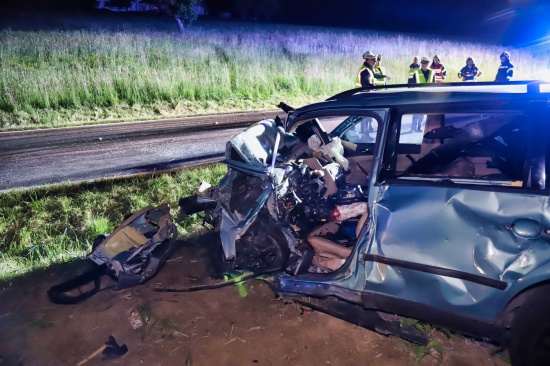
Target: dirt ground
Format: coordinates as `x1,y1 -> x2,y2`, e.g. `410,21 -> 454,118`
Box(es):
0,234 -> 510,366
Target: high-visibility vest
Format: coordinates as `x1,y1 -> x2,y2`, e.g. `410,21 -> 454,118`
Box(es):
414,68 -> 435,83
408,64 -> 420,83
375,66 -> 387,85
355,65 -> 378,87
355,65 -> 367,87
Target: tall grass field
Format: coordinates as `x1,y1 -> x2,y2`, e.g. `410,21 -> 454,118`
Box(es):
1,17 -> 549,130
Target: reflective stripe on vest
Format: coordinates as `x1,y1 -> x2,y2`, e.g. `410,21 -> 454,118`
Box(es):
408,66 -> 419,81
430,64 -> 445,83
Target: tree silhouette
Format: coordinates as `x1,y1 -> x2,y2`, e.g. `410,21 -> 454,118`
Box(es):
143,0 -> 198,32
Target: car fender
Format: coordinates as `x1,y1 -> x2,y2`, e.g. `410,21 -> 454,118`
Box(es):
499,260 -> 550,310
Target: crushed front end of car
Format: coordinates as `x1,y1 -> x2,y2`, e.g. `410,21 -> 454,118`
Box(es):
179,114 -> 369,276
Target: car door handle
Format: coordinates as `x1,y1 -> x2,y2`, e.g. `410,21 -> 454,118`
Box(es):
507,218 -> 546,239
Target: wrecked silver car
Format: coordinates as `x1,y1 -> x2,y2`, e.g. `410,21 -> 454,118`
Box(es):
180,81 -> 550,366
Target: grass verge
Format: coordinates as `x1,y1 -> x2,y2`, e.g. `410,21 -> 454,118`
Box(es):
0,164 -> 227,281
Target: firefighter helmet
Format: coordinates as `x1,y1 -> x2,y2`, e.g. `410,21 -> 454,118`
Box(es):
500,52 -> 510,59
362,51 -> 376,59
421,56 -> 430,63
466,56 -> 474,63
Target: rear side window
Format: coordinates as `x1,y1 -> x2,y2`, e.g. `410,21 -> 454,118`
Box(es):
388,113 -> 530,188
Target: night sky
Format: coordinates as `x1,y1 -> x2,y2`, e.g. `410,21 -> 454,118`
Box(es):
280,0 -> 550,46
207,0 -> 550,46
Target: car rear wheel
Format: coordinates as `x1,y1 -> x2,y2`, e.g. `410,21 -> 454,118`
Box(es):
506,286 -> 550,366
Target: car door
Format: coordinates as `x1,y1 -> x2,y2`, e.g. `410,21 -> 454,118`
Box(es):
362,104 -> 550,324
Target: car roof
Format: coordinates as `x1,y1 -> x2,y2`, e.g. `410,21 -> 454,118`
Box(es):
285,81 -> 550,129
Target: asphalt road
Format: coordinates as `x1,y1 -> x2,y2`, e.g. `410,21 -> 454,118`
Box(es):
0,111 -> 279,191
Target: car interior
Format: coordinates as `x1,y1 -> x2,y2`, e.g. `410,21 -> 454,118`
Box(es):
282,115 -> 377,274
392,113 -> 528,187
286,111 -> 531,274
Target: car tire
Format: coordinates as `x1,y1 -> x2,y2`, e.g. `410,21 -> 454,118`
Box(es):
234,213 -> 290,273
506,285 -> 550,366
209,214 -> 290,276
254,229 -> 290,271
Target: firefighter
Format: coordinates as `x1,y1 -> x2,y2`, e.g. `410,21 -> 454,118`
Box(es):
355,51 -> 379,88
458,57 -> 481,82
408,56 -> 420,83
495,51 -> 514,82
410,57 -> 432,132
430,55 -> 447,83
411,57 -> 435,84
375,54 -> 391,85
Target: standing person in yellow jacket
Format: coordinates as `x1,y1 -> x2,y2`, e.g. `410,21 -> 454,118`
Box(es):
355,51 -> 380,88
375,54 -> 392,85
411,57 -> 435,84
409,57 -> 433,132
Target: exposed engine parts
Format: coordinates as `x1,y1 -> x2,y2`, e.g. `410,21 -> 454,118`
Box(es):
192,118 -> 370,275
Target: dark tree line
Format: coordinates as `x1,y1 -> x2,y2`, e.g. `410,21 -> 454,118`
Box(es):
3,0 -> 546,44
